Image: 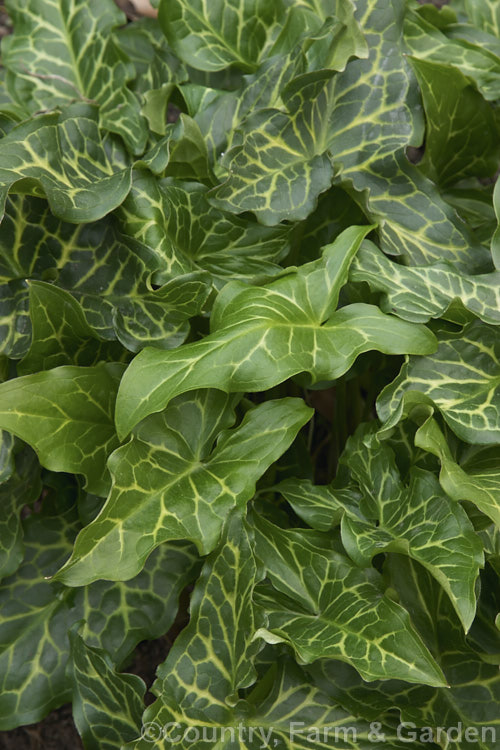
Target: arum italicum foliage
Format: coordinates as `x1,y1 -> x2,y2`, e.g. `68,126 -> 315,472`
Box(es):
1,0 -> 500,746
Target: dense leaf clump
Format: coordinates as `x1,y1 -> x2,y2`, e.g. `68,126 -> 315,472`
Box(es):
0,0 -> 499,747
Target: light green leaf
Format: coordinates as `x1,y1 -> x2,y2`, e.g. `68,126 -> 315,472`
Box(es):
69,633 -> 146,750
0,363 -> 124,495
57,392 -> 312,585
162,115 -> 214,183
158,0 -> 284,72
276,477 -> 362,532
0,504 -> 198,730
339,424 -> 483,631
3,0 -> 147,153
116,18 -> 187,135
410,57 -> 500,187
350,240 -> 500,325
415,412 -> 500,527
377,320 -> 500,444
18,281 -> 125,375
116,227 -> 436,437
252,516 -> 446,686
302,1 -> 368,72
0,106 -> 132,223
0,447 -> 41,581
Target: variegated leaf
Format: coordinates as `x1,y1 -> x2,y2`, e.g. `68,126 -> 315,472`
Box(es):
116,227 -> 436,437
57,392 -> 312,584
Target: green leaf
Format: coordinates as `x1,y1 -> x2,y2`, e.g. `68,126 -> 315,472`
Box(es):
116,227 -> 436,437
57,392 -> 312,585
119,174 -> 291,285
276,477 -> 362,531
464,0 -> 500,37
0,504 -> 198,730
69,632 -> 146,750
415,412 -> 500,527
3,0 -> 147,153
310,553 -> 500,750
0,447 -> 41,581
350,240 -> 500,325
0,195 -> 210,354
116,18 -> 187,135
190,47 -> 305,166
377,320 -> 500,445
252,516 -> 446,686
131,657 -> 416,749
410,57 -> 500,187
0,106 -> 132,223
301,1 -> 369,72
0,279 -> 30,358
18,281 -> 125,375
404,9 -> 500,101
158,0 -> 285,72
146,511 -> 263,721
0,363 -> 124,495
339,423 -> 483,631
209,72 -> 336,224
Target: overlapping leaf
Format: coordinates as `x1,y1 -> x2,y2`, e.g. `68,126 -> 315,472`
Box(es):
276,477 -> 362,531
128,513 -> 411,750
404,9 -> 500,101
0,447 -> 41,581
118,174 -> 290,284
0,195 -> 211,355
311,556 -> 500,750
415,412 -> 500,527
339,424 -> 483,630
3,0 -> 147,153
0,504 -> 198,730
57,391 -> 311,585
409,58 -> 500,187
158,0 -> 284,72
252,516 -> 446,686
0,106 -> 132,223
377,320 -> 500,445
18,282 -> 126,375
69,633 -> 146,750
350,240 -> 500,325
116,227 -> 436,437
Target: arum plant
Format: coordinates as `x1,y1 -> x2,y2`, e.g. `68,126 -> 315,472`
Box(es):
0,0 -> 499,748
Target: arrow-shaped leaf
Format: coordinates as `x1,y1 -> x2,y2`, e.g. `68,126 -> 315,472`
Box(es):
252,516 -> 446,686
350,240 -> 500,325
69,632 -> 146,750
339,423 -> 483,631
0,363 -> 124,495
57,391 -> 311,585
116,227 -> 436,437
377,319 -> 500,445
